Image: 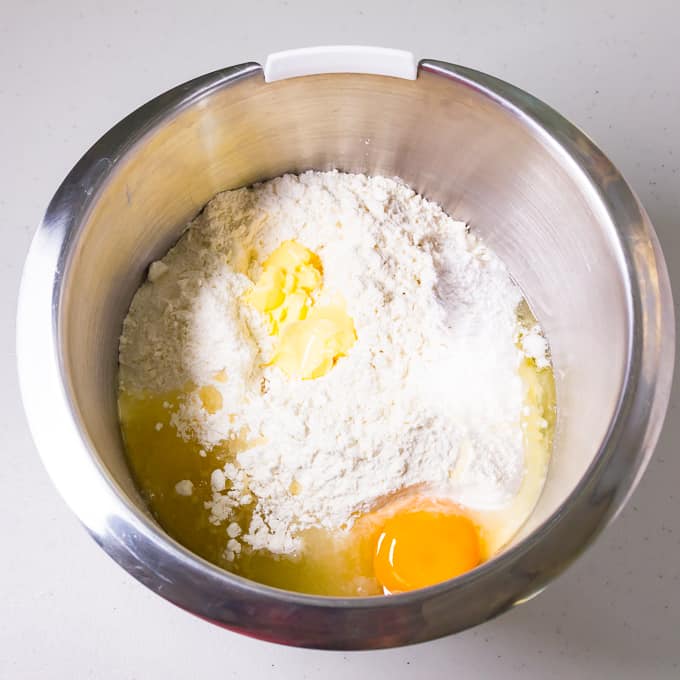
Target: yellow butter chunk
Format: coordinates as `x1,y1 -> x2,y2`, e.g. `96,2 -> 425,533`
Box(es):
273,297 -> 357,379
245,240 -> 356,379
198,384 -> 223,414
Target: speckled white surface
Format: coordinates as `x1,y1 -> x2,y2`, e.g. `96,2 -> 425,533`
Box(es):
2,1 -> 679,677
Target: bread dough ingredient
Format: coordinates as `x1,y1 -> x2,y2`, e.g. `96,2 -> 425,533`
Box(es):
118,171 -> 555,595
373,504 -> 482,593
244,240 -> 356,379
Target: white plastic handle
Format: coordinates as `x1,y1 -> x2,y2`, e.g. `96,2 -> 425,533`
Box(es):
263,45 -> 417,83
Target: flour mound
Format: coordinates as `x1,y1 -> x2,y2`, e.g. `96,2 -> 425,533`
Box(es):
119,171 -> 529,556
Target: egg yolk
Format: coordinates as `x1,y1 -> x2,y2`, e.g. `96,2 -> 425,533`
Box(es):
245,240 -> 356,380
373,510 -> 482,593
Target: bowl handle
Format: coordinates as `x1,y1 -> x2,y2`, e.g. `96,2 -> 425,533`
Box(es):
263,45 -> 417,82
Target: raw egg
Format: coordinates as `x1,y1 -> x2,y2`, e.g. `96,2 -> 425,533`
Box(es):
373,506 -> 482,593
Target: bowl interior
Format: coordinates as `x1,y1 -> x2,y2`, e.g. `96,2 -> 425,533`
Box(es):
59,65 -> 630,573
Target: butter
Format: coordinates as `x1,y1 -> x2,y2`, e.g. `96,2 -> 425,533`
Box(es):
245,241 -> 356,379
272,295 -> 357,379
198,384 -> 223,414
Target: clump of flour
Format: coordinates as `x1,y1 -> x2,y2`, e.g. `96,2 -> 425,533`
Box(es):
119,171 -> 545,556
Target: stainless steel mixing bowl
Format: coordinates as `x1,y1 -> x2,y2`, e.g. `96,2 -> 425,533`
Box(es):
17,48 -> 674,649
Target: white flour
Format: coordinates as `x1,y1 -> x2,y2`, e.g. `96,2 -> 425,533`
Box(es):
119,171 -> 546,557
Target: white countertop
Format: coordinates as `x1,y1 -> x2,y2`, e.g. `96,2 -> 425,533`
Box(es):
2,1 -> 678,677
